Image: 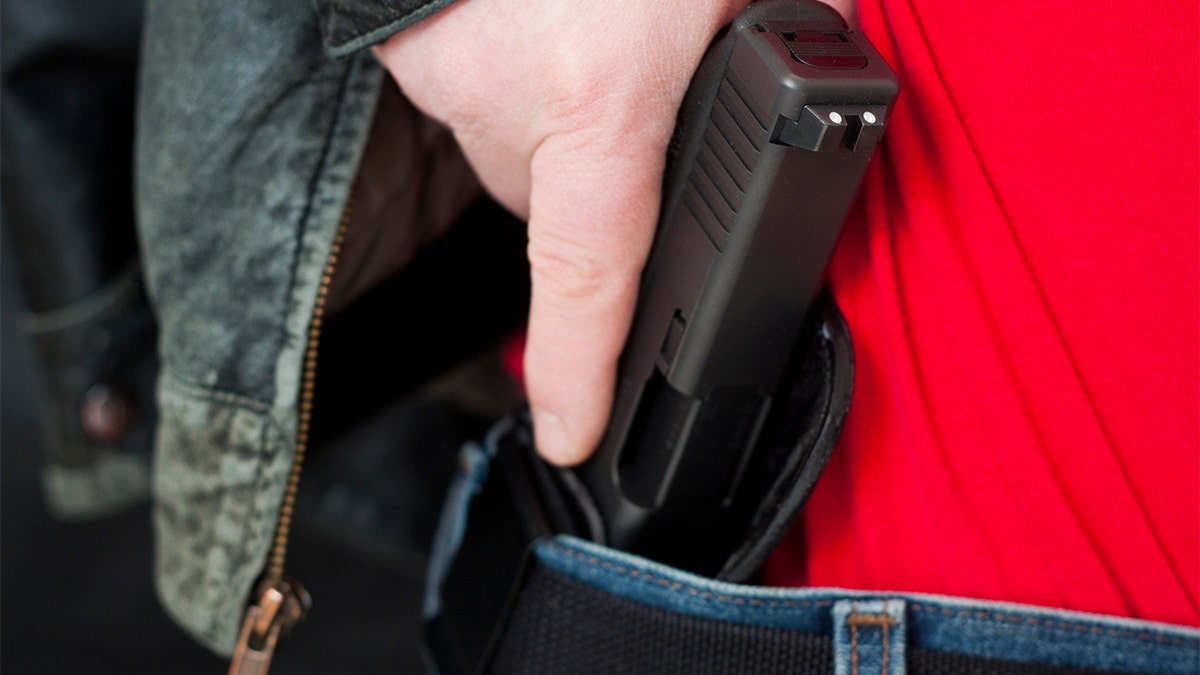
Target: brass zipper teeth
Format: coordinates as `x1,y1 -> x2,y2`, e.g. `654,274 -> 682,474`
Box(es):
264,199 -> 353,583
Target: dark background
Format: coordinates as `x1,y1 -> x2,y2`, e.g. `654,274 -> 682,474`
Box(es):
1,235 -> 430,673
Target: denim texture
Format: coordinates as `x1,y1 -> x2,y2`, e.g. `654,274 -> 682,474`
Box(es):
317,0 -> 461,57
136,0 -> 446,655
832,599 -> 905,675
539,536 -> 1199,674
427,416 -> 1200,674
423,436 -> 492,619
3,0 -> 157,521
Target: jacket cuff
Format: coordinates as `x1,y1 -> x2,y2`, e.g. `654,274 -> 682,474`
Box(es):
318,0 -> 460,58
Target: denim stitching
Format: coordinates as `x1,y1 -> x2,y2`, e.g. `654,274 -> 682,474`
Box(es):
908,603 -> 1193,647
846,604 -> 900,675
548,542 -> 833,610
882,600 -> 890,675
161,369 -> 271,412
851,600 -> 860,675
883,600 -> 892,667
323,0 -> 460,56
550,541 -> 1195,651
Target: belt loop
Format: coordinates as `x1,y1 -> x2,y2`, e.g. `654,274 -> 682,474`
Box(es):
833,598 -> 907,675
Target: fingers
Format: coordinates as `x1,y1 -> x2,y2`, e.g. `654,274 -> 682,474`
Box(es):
523,128 -> 665,465
373,0 -> 750,466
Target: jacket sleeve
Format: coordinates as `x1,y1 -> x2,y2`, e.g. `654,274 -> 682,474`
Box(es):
316,0 -> 460,57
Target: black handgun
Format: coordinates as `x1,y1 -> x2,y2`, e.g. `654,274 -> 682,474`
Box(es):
575,0 -> 899,576
424,5 -> 898,669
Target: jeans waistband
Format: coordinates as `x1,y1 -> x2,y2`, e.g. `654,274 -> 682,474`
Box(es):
539,535 -> 1199,675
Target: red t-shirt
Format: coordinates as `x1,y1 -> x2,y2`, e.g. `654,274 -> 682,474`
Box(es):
764,0 -> 1199,626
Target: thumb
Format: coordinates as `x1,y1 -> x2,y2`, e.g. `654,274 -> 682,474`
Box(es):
523,128 -> 665,466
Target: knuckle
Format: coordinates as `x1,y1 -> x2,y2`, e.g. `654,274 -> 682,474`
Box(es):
545,78 -> 614,130
538,52 -> 632,136
527,240 -> 621,306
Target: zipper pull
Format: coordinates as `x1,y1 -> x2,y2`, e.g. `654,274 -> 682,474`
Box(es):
228,578 -> 312,675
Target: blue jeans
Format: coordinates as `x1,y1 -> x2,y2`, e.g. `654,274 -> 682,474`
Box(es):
426,416 -> 1200,674
533,535 -> 1197,674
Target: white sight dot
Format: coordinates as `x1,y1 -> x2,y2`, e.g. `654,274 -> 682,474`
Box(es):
829,112 -> 843,124
863,111 -> 877,124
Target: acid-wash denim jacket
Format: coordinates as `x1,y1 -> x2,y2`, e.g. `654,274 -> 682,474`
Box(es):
136,0 -> 462,655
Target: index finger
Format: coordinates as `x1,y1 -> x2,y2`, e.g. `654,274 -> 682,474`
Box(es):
522,125 -> 667,465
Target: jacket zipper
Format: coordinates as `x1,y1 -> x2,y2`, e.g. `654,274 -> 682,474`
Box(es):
228,198 -> 353,675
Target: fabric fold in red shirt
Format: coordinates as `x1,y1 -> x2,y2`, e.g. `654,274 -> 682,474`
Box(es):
765,0 -> 1199,627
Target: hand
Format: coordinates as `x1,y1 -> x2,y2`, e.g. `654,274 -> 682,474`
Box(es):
375,0 -> 752,465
